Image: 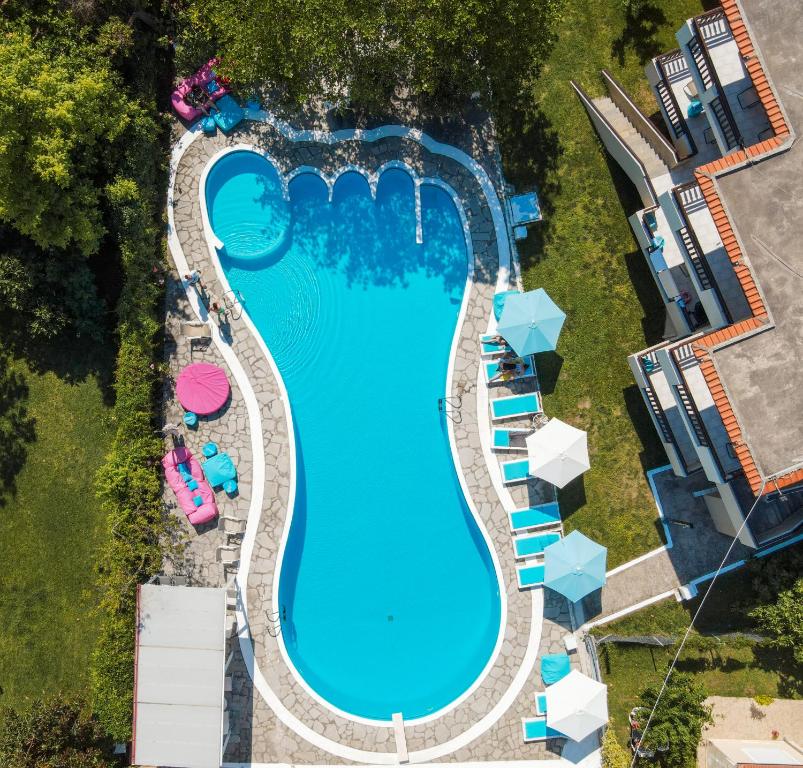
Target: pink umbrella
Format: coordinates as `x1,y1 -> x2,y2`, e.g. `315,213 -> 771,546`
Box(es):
176,363 -> 231,415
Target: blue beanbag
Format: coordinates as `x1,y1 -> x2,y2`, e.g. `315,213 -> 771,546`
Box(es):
201,115 -> 216,135
183,411 -> 198,428
202,441 -> 219,458
206,80 -> 220,94
192,495 -> 203,508
223,479 -> 238,495
493,290 -> 520,321
541,653 -> 572,685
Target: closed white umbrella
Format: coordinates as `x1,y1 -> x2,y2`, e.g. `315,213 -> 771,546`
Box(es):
525,418 -> 590,488
546,669 -> 608,741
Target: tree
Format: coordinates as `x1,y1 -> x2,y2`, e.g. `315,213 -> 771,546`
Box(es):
602,724 -> 631,768
751,577 -> 803,665
177,0 -> 563,111
637,670 -> 712,768
0,697 -> 114,768
0,29 -> 145,255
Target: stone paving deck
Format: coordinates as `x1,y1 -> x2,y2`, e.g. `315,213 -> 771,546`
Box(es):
164,117 -> 594,763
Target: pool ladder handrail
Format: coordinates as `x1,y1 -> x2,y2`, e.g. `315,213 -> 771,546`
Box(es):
266,607 -> 282,637
438,394 -> 462,423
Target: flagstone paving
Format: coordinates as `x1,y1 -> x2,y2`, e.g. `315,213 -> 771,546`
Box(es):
163,118 -> 594,762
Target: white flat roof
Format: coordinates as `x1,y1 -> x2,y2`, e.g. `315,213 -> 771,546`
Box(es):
132,584 -> 226,768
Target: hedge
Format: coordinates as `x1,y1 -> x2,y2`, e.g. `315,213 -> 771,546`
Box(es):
89,40 -> 174,742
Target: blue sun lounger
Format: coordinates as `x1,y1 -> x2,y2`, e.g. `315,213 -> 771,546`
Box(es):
484,355 -> 536,385
522,717 -> 563,742
492,427 -> 531,453
514,531 -> 561,560
535,693 -> 548,716
490,392 -> 543,421
517,562 -> 545,589
509,502 -> 561,532
501,458 -> 532,484
480,334 -> 512,357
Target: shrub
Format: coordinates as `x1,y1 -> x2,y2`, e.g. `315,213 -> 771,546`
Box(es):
602,723 -> 631,768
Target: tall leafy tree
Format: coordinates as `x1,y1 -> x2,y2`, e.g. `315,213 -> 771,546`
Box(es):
0,29 -> 142,255
177,0 -> 563,110
637,670 -> 712,768
751,577 -> 803,665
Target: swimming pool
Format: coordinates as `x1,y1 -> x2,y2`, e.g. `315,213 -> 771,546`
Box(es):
205,149 -> 502,722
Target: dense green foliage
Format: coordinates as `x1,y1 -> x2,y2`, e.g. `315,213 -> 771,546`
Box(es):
751,577 -> 803,665
0,0 -> 171,741
0,698 -> 114,768
602,723 -> 631,768
177,0 -> 563,110
637,671 -> 712,768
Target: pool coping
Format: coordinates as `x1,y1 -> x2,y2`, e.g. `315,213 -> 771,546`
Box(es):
167,115 -> 549,763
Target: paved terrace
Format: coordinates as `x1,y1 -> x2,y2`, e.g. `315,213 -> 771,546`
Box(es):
711,0 -> 803,481
165,119 -> 594,763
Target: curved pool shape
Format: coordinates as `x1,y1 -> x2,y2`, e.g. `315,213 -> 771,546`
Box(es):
206,150 -> 501,722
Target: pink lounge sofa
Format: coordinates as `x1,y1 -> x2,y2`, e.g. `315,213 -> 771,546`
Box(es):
170,58 -> 231,122
162,446 -> 219,525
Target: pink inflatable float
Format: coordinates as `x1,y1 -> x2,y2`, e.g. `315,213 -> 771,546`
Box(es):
162,446 -> 218,525
170,58 -> 231,122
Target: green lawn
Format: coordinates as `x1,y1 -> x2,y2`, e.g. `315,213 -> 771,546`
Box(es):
592,558 -> 803,742
0,347 -> 114,710
497,0 -> 709,567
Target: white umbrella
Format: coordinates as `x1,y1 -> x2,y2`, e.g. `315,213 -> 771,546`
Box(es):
546,669 -> 608,741
525,418 -> 590,488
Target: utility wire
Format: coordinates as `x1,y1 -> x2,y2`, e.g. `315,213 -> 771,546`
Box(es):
627,477 -> 768,768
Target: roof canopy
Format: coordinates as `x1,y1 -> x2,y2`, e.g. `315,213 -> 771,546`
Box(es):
132,584 -> 227,768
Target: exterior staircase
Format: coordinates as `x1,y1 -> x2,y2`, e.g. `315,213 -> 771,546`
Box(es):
592,96 -> 670,180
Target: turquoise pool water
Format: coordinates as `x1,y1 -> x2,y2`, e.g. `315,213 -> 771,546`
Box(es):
206,150 -> 501,721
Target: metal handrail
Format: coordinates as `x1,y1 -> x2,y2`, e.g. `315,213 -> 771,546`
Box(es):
654,52 -> 698,156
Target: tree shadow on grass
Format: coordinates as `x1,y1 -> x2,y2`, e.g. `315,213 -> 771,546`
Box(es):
612,2 -> 668,66
0,355 -> 36,505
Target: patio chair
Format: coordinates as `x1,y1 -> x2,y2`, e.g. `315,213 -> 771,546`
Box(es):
492,427 -> 532,453
219,516 -> 246,537
516,562 -> 545,589
513,531 -> 561,560
509,501 -> 562,532
216,545 -> 240,569
737,85 -> 760,110
182,320 -> 212,357
522,717 -> 563,742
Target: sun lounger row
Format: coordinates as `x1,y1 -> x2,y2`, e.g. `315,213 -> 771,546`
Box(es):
509,502 -> 561,532
483,355 -> 536,385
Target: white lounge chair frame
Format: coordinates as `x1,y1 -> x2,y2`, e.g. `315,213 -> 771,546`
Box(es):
490,391 -> 543,422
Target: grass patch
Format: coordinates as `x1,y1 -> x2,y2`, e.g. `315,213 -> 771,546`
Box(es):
497,0 -> 709,567
593,552 -> 803,742
0,346 -> 114,710
600,642 -> 789,744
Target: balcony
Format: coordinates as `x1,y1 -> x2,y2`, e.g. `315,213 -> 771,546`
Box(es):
632,351 -> 701,474
679,9 -> 772,154
673,182 -> 753,323
670,343 -> 742,483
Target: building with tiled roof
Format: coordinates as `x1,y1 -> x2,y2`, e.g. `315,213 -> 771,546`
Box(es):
573,0 -> 802,547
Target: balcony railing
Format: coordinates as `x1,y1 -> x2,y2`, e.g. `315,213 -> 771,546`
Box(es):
643,385 -> 675,445
672,184 -> 733,324
654,51 -> 697,156
674,382 -> 710,447
690,13 -> 742,150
